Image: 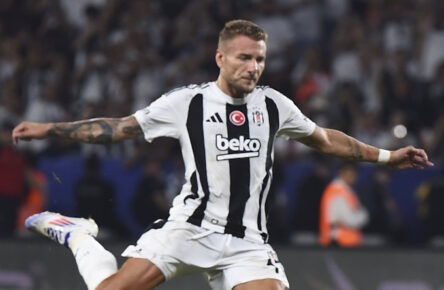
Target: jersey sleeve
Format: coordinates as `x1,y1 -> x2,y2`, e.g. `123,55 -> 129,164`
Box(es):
267,88 -> 316,139
133,94 -> 181,142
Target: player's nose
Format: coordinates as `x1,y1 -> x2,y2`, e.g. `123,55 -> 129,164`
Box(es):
247,60 -> 259,73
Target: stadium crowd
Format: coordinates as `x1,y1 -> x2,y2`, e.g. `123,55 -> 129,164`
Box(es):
1,0 -> 443,244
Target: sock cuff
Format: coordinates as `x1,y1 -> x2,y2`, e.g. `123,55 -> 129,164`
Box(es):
68,232 -> 94,254
72,236 -> 118,290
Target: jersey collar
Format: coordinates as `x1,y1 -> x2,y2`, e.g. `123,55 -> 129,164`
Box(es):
210,82 -> 254,105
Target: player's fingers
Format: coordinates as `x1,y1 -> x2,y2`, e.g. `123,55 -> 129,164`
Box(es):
412,154 -> 434,167
406,146 -> 422,157
406,147 -> 434,167
416,149 -> 434,167
421,159 -> 434,167
407,162 -> 423,169
415,148 -> 428,160
421,149 -> 428,160
12,124 -> 33,144
12,125 -> 24,145
411,164 -> 424,170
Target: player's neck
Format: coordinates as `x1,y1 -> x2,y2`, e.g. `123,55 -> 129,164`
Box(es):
216,78 -> 246,99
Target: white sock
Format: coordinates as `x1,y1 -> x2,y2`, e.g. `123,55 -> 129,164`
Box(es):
68,234 -> 118,290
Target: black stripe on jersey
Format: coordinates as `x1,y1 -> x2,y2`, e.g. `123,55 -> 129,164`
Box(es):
186,94 -> 211,226
224,103 -> 250,238
183,171 -> 199,204
257,97 -> 279,242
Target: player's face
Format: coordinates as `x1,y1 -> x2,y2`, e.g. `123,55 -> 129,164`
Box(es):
216,35 -> 266,98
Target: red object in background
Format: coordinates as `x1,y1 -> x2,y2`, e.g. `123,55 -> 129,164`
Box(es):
295,76 -> 319,105
0,146 -> 25,198
17,171 -> 47,230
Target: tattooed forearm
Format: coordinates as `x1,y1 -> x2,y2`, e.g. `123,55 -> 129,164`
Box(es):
347,138 -> 363,161
302,128 -> 377,162
48,118 -> 123,144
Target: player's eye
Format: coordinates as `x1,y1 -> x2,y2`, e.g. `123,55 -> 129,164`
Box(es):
239,54 -> 250,61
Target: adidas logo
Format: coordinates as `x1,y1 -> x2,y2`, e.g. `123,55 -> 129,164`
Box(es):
206,112 -> 223,123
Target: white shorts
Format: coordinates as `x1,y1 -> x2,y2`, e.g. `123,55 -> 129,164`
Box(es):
122,220 -> 289,289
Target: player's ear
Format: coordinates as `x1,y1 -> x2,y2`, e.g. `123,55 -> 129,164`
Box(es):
215,49 -> 223,69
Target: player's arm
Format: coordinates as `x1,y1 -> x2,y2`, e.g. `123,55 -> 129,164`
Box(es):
298,126 -> 434,170
12,116 -> 143,144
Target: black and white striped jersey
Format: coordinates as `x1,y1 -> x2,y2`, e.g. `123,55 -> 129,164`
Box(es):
133,82 -> 316,244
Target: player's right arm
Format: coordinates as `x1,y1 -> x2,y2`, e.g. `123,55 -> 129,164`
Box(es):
12,116 -> 143,145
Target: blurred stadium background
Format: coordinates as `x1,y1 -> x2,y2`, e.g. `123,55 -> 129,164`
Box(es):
0,0 -> 444,289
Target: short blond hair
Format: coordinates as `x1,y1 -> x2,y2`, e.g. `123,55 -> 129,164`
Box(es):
218,19 -> 267,47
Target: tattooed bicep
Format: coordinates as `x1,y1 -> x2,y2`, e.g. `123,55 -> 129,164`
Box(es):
119,116 -> 143,138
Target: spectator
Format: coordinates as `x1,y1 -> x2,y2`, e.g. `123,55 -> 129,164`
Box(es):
416,168 -> 444,245
293,154 -> 331,233
265,157 -> 291,244
22,82 -> 67,154
132,158 -> 169,234
16,152 -> 48,235
0,78 -> 22,127
428,116 -> 444,166
0,0 -> 443,246
291,46 -> 331,125
74,153 -> 128,239
359,168 -> 406,244
319,162 -> 368,247
0,122 -> 27,237
422,61 -> 444,131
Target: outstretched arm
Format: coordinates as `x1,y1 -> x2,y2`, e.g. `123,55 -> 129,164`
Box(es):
12,116 -> 143,145
298,126 -> 434,169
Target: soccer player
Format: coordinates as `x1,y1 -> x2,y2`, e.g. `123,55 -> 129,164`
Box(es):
12,20 -> 433,290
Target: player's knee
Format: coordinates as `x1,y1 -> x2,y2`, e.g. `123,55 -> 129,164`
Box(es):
95,279 -> 156,290
94,274 -> 118,290
233,279 -> 286,290
94,262 -> 164,290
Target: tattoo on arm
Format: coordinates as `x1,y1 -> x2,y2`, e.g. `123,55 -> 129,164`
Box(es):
347,138 -> 363,161
122,123 -> 143,138
48,118 -> 141,144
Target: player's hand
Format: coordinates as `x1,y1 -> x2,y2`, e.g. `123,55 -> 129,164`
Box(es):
12,122 -> 52,145
389,146 -> 434,170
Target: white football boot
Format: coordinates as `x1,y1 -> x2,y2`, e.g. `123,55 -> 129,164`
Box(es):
25,211 -> 98,246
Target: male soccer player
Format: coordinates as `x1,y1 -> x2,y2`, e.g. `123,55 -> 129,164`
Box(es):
12,20 -> 433,290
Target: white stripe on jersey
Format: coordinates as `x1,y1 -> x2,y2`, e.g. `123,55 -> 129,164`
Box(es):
133,82 -> 316,244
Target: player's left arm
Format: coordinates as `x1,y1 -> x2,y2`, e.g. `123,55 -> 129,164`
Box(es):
298,126 -> 434,169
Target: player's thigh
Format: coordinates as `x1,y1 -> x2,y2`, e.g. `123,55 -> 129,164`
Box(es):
96,257 -> 165,290
233,278 -> 287,290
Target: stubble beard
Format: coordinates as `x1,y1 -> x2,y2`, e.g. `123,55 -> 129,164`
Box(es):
229,78 -> 258,98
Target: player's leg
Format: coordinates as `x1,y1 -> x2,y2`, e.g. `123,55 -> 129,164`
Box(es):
96,257 -> 165,290
233,278 -> 286,290
25,212 -> 163,290
207,235 -> 290,290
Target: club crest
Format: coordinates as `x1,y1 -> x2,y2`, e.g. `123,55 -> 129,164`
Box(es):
252,108 -> 264,126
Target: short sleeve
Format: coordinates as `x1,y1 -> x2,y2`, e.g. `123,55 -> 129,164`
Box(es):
266,88 -> 316,139
133,95 -> 180,142
278,103 -> 316,139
